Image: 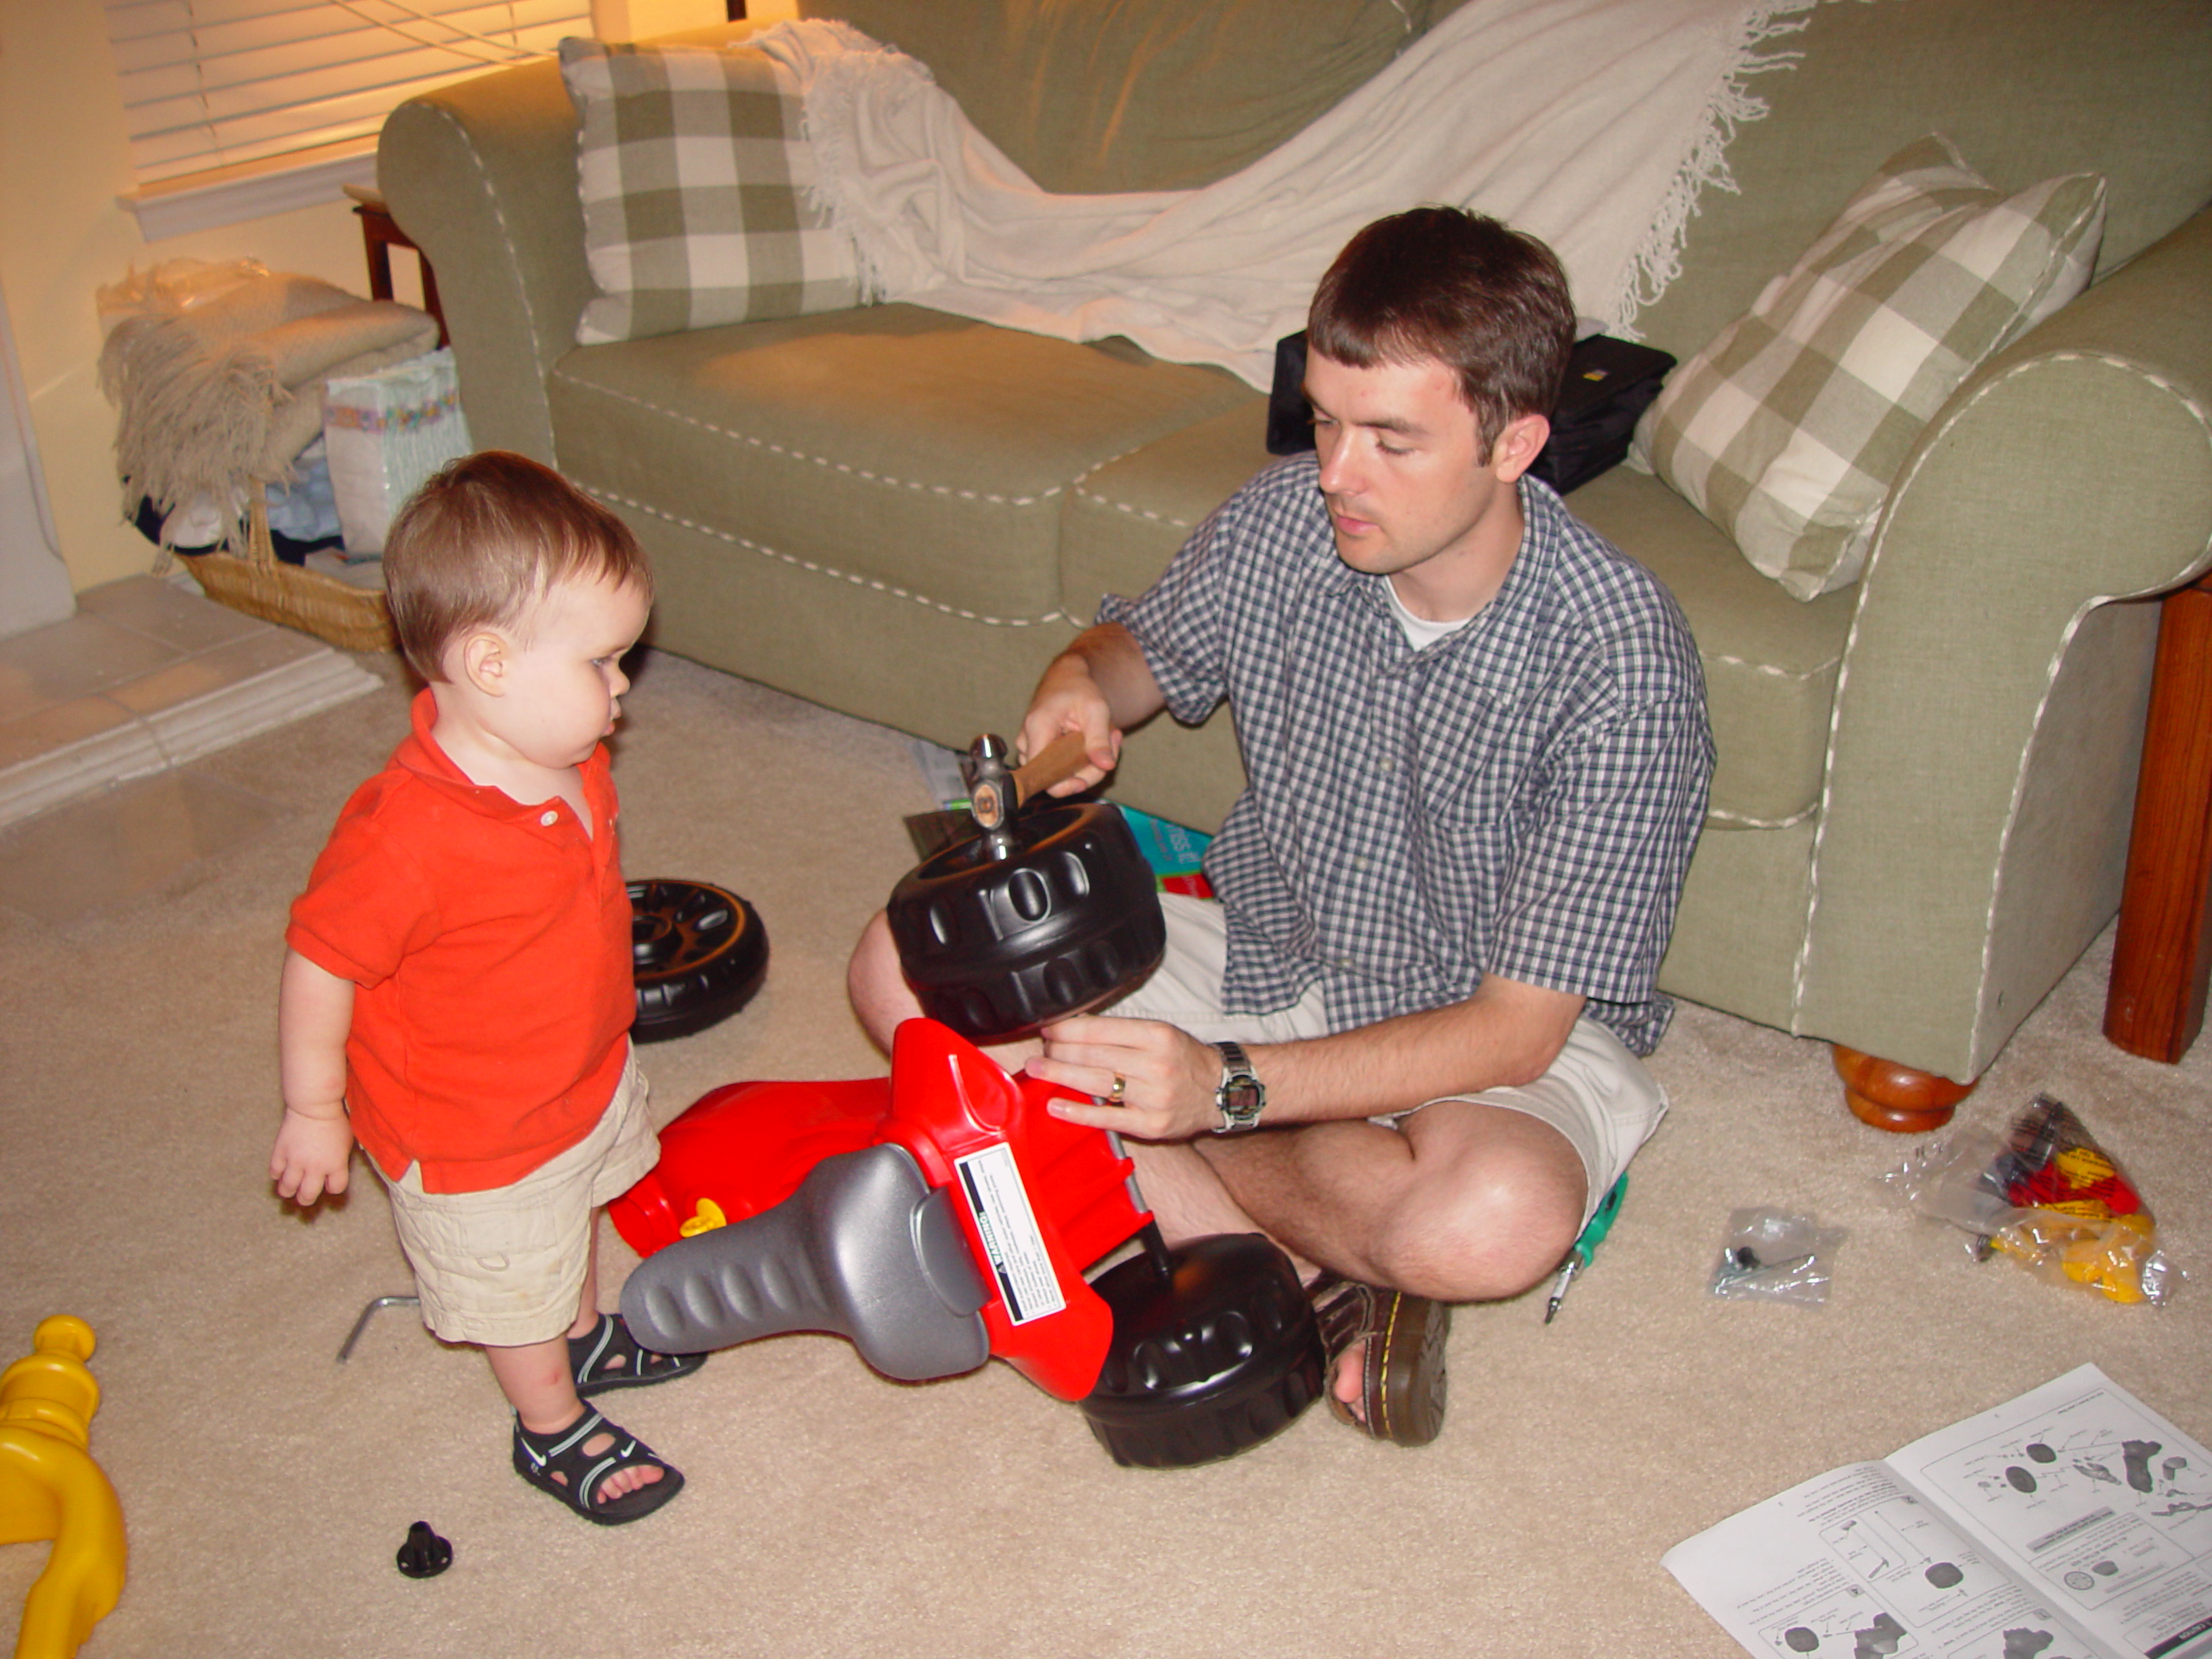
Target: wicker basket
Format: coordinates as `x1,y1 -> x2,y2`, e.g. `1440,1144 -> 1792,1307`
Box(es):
178,498 -> 397,654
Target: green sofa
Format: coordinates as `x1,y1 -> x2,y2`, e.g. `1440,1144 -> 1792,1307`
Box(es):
379,0 -> 2212,1117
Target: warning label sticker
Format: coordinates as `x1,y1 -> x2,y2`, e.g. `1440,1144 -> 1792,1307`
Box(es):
955,1143 -> 1065,1325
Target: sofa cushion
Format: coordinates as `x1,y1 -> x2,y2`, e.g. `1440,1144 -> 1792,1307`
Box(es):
560,37 -> 861,346
1635,136 -> 2105,600
1069,417 -> 1853,830
548,310 -> 1254,621
797,0 -> 1444,194
1571,467 -> 1854,829
1629,0 -> 2212,365
1061,401 -> 1275,626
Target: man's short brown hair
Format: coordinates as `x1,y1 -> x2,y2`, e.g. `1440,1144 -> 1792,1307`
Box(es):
1307,207 -> 1577,457
382,451 -> 652,682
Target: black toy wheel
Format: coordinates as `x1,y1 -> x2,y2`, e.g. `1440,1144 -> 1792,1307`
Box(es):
629,879 -> 768,1044
1079,1233 -> 1325,1468
885,801 -> 1164,1043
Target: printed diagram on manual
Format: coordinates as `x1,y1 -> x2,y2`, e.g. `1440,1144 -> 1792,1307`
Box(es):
1665,1364 -> 2212,1659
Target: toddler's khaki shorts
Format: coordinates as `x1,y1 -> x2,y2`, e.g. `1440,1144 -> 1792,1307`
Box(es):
378,1046 -> 658,1347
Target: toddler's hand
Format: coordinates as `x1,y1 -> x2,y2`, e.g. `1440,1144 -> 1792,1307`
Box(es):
271,1108 -> 355,1206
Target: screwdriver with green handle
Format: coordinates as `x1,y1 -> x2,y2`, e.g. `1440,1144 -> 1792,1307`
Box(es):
1544,1173 -> 1626,1323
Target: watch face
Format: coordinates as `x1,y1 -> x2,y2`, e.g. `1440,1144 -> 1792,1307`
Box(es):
1214,1041 -> 1263,1130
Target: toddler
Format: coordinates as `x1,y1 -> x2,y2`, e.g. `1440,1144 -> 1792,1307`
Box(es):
270,450 -> 700,1525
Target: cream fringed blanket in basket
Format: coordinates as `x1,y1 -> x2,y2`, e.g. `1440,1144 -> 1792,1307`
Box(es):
95,261 -> 440,651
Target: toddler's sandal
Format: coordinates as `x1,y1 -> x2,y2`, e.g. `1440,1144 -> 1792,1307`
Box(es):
512,1408 -> 684,1525
569,1311 -> 707,1397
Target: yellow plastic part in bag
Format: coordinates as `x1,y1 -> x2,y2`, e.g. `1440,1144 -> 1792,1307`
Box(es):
1991,1211 -> 2160,1305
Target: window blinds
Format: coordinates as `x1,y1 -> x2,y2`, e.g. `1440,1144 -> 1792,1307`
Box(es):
103,0 -> 590,187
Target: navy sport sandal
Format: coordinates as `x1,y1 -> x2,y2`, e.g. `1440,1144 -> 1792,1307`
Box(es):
568,1312 -> 707,1397
512,1408 -> 684,1525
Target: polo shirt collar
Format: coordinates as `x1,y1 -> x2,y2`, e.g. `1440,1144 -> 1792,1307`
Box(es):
392,687 -> 608,826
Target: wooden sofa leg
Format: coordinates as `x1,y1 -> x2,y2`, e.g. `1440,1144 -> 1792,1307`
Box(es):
1831,1046 -> 1976,1134
2102,573 -> 2212,1063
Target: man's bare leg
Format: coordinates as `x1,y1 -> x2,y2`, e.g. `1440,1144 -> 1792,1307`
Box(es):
1122,1140 -> 1281,1249
1198,1103 -> 1585,1300
849,912 -> 926,1052
850,911 -> 1055,1071
851,910 -> 1586,1418
1192,1103 -> 1586,1417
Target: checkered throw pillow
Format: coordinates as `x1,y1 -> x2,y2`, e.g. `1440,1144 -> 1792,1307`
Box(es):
1633,137 -> 2106,600
560,37 -> 861,346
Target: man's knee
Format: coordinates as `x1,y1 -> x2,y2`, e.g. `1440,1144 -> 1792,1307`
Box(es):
847,910 -> 910,1047
1375,1138 -> 1585,1302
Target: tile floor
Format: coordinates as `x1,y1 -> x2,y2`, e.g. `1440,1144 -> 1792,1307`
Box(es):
0,575 -> 380,919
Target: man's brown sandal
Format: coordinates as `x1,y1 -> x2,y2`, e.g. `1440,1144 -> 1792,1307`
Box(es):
1311,1275 -> 1450,1447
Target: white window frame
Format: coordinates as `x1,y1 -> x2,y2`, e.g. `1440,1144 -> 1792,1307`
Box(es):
106,0 -> 595,240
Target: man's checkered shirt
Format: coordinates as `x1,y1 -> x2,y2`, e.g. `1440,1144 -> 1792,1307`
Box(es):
1100,454 -> 1713,1057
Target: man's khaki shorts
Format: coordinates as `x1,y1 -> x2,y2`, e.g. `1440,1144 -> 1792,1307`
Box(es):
378,1046 -> 659,1347
1107,893 -> 1666,1227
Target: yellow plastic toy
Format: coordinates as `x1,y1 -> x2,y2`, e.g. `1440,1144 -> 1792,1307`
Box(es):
677,1197 -> 728,1238
1,1316 -> 126,1659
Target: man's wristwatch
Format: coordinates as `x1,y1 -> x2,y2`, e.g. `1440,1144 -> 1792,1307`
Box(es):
1211,1040 -> 1265,1134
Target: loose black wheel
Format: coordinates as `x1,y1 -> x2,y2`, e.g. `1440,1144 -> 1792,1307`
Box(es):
1079,1233 -> 1325,1469
885,801 -> 1165,1043
629,878 -> 768,1044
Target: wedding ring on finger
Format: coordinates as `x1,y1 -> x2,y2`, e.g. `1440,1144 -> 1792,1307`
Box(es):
1108,1073 -> 1127,1104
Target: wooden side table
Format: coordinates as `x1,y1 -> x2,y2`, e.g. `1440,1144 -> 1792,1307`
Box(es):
345,183 -> 447,346
2103,573 -> 2212,1062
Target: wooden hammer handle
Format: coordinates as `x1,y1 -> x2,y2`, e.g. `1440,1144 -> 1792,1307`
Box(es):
1011,731 -> 1091,807
971,731 -> 1092,832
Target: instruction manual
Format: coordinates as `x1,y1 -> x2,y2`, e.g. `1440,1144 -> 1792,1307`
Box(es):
1665,1364 -> 2212,1659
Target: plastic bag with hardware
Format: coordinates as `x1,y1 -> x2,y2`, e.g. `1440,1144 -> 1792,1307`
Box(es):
1708,1208 -> 1845,1306
1878,1093 -> 2178,1306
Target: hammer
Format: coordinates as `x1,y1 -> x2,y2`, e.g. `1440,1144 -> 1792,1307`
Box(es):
962,731 -> 1091,839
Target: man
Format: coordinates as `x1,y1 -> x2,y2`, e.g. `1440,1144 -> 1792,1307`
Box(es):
849,207 -> 1713,1446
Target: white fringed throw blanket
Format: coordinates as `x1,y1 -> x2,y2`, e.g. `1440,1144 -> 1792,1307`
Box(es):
97,262 -> 439,541
759,0 -> 1819,389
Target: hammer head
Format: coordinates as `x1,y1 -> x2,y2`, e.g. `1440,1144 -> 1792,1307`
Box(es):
962,734 -> 1015,832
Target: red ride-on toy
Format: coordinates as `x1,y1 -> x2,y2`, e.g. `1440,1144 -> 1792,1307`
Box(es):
611,1019 -> 1325,1466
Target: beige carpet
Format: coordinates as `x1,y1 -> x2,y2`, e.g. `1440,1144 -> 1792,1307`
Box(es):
3,646 -> 2206,1659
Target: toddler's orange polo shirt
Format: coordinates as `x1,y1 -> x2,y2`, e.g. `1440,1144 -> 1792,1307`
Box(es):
288,690 -> 633,1193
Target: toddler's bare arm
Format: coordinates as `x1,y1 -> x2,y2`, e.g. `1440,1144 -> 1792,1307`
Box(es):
272,950 -> 358,1205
